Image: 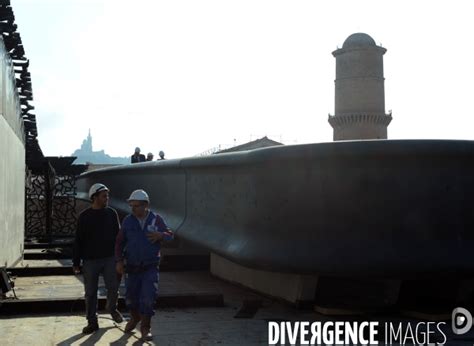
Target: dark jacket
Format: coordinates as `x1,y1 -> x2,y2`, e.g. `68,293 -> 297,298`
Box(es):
73,207 -> 120,266
131,154 -> 146,163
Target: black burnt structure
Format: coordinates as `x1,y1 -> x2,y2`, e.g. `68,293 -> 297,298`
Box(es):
1,1 -> 87,242
26,157 -> 87,241
0,0 -> 41,164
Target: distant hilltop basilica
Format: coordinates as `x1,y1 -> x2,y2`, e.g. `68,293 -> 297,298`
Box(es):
72,130 -> 128,165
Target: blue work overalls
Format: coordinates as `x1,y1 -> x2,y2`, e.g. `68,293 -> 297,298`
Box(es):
119,211 -> 173,316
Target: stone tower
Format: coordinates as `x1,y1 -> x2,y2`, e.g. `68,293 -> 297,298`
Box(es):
328,33 -> 392,140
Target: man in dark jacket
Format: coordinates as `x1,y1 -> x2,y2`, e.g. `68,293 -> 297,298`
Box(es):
73,183 -> 124,334
131,147 -> 146,163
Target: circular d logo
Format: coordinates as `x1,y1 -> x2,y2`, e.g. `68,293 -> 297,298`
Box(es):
452,307 -> 473,335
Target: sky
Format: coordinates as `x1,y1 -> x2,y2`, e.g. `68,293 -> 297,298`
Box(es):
10,0 -> 474,159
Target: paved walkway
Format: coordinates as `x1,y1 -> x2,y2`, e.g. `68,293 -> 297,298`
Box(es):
0,272 -> 317,345
2,272 -> 474,345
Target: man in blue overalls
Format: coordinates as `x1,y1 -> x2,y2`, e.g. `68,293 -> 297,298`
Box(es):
115,189 -> 174,341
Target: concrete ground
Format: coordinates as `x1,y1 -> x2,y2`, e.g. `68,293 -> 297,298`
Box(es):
7,271 -> 222,300
0,273 -> 319,345
0,308 -> 273,345
2,271 -> 474,345
3,304 -> 474,346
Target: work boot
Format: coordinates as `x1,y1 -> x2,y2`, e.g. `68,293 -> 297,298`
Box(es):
110,309 -> 124,323
124,310 -> 141,333
140,315 -> 153,341
82,322 -> 99,334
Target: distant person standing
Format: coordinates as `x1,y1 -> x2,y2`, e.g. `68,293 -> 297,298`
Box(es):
73,183 -> 123,334
131,147 -> 146,163
158,151 -> 165,160
146,152 -> 154,161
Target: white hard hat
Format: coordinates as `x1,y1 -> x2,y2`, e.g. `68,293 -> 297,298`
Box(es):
127,189 -> 150,203
88,183 -> 109,199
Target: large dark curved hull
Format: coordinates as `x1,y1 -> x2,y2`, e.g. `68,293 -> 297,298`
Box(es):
76,140 -> 474,279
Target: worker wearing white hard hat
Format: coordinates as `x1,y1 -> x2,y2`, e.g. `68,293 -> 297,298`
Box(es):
127,189 -> 150,203
88,183 -> 109,200
115,189 -> 174,341
73,183 -> 123,334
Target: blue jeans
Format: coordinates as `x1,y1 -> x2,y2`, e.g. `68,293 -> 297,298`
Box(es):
125,266 -> 159,316
82,256 -> 119,324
